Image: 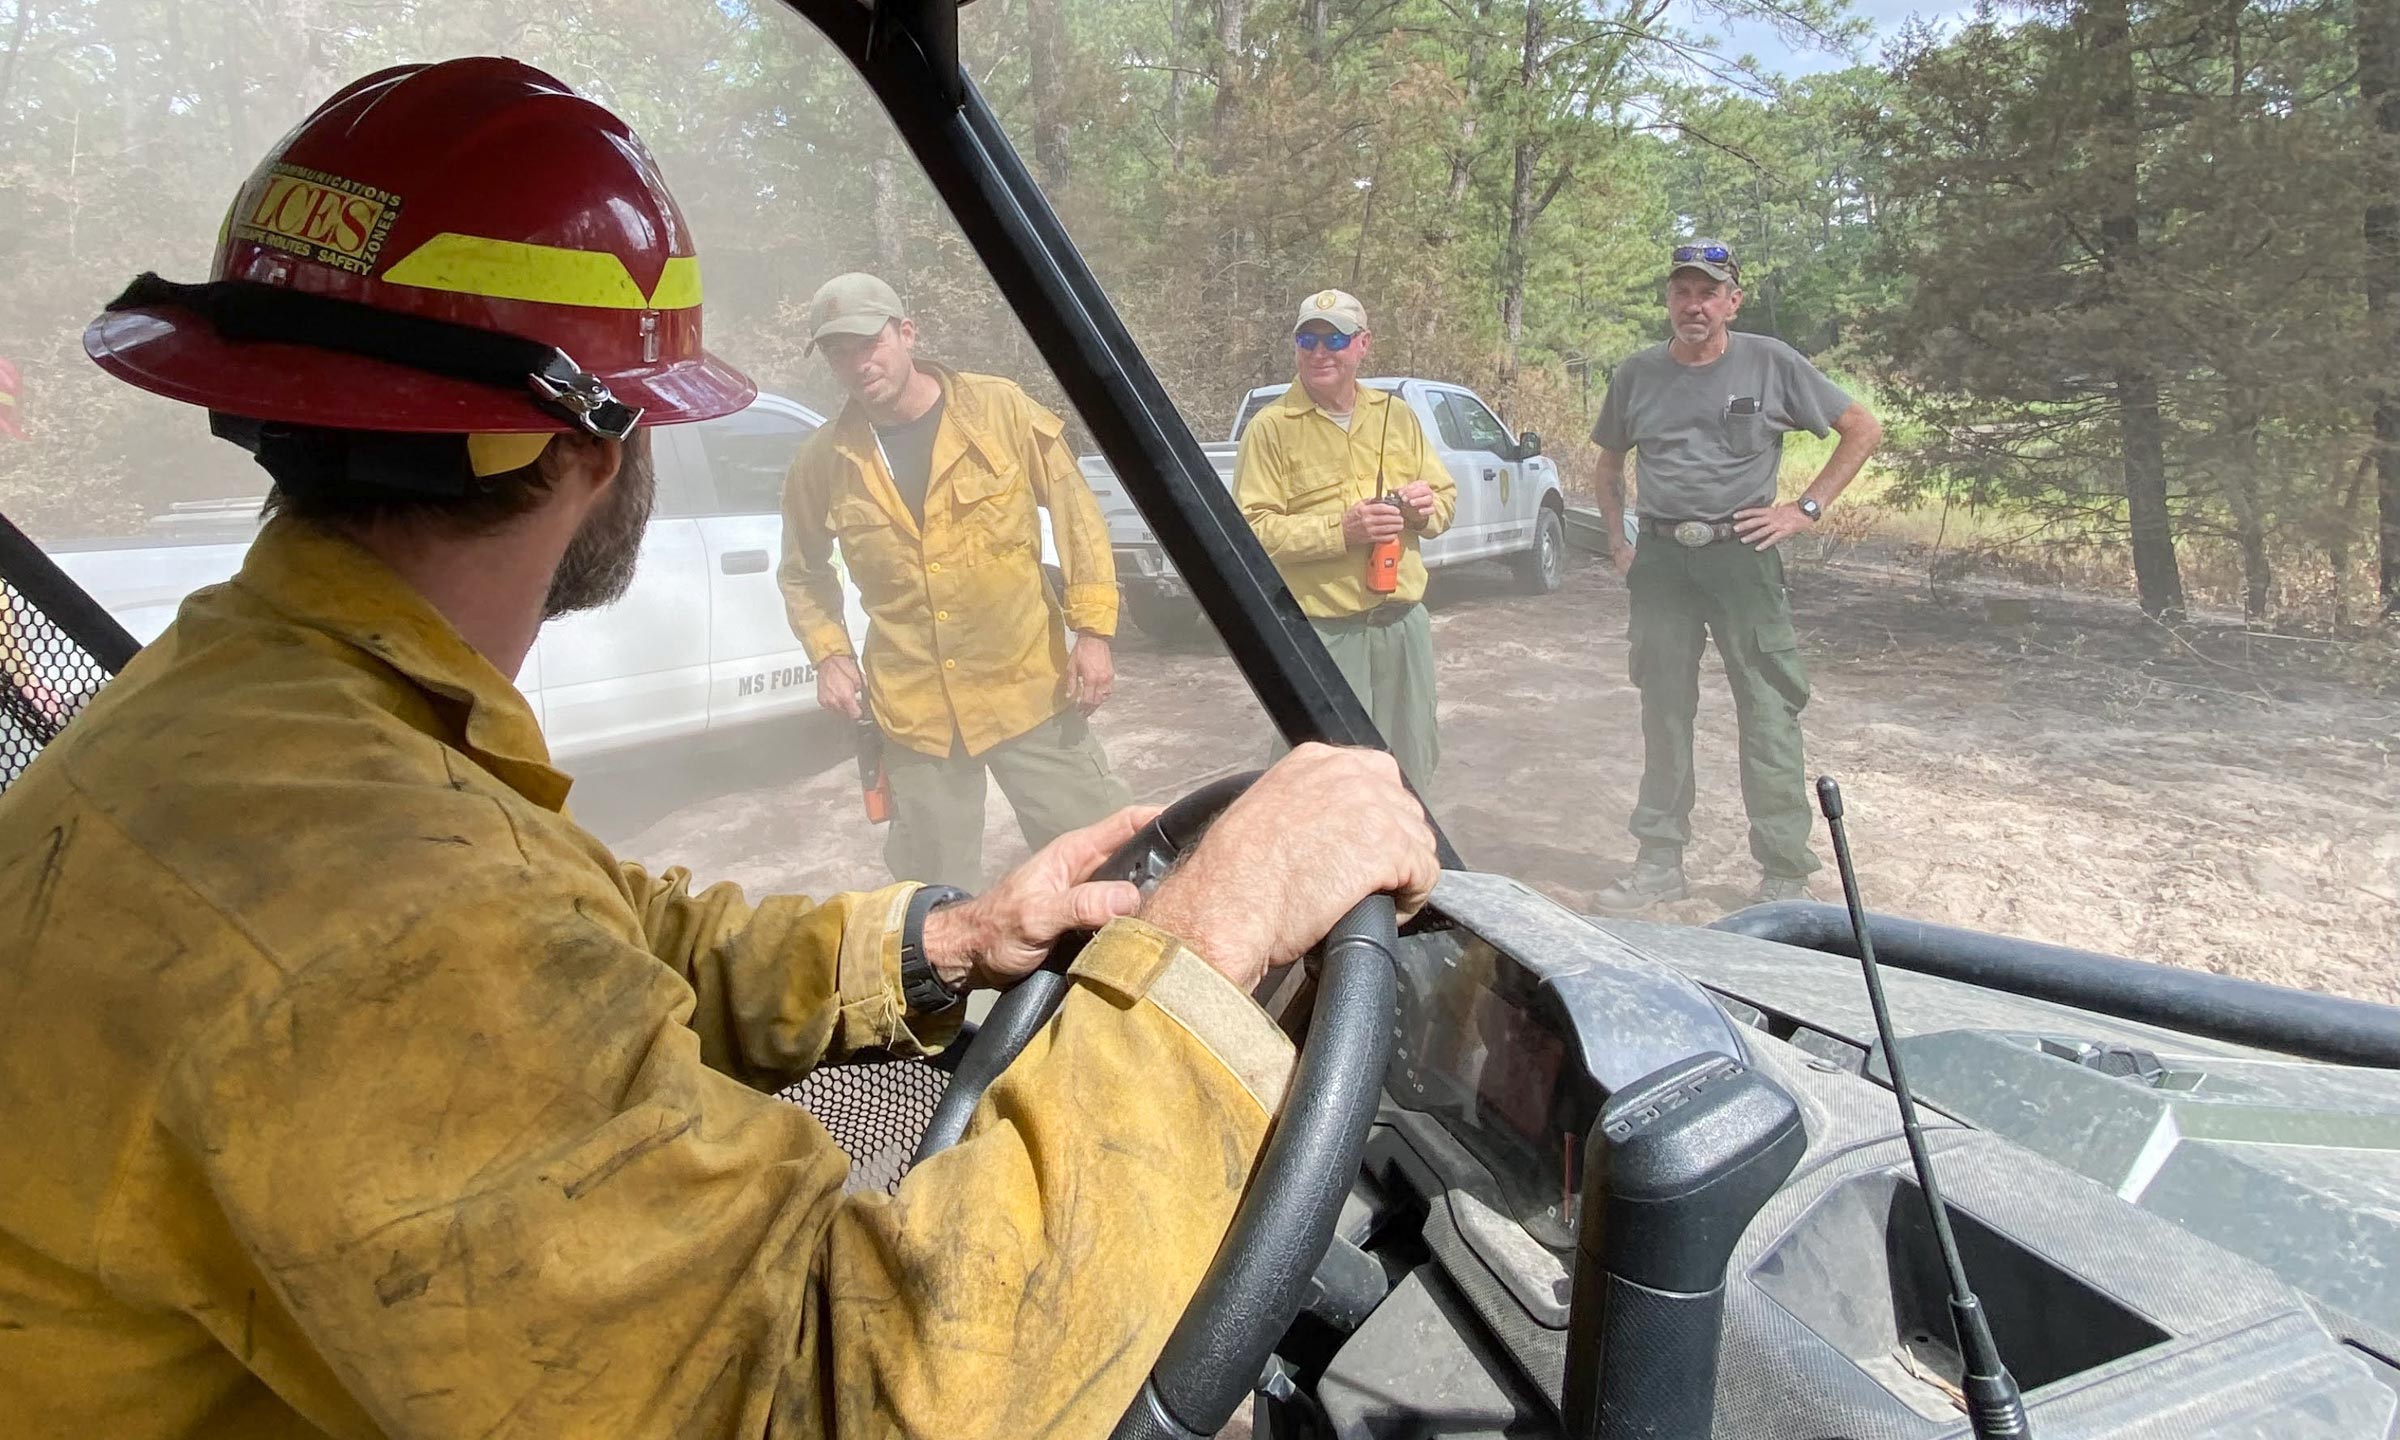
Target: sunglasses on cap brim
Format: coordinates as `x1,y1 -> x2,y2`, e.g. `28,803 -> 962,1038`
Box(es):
1672,244 -> 1736,274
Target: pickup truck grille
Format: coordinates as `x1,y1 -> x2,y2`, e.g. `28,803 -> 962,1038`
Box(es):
1112,546 -> 1168,578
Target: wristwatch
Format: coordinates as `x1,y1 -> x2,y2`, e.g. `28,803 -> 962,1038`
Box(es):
899,884 -> 972,1015
1797,497 -> 1823,522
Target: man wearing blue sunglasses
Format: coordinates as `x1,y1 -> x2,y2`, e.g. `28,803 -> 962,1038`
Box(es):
1589,240 -> 1883,911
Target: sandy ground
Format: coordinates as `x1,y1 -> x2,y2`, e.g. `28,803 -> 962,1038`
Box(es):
580,545 -> 2400,1006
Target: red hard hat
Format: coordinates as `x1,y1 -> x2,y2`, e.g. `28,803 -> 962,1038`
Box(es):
85,57 -> 754,437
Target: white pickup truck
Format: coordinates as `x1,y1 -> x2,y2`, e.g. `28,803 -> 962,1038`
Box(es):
45,393 -> 872,763
1087,378 -> 1569,642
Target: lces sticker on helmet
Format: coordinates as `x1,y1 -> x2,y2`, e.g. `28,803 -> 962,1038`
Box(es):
232,164 -> 400,276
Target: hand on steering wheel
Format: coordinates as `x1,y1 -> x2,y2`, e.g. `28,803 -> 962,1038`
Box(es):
922,804 -> 1162,992
913,745 -> 1437,1440
1143,746 -> 1440,991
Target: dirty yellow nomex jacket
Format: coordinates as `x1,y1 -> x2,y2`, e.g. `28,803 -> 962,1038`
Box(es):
1234,382 -> 1458,620
0,517 -> 1294,1440
779,366 -> 1118,759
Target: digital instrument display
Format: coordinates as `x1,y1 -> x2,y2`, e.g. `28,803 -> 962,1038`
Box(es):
1388,927 -> 1594,1249
1439,984 -> 1565,1146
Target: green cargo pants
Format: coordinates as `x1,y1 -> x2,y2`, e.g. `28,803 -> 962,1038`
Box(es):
1625,538 -> 1819,879
1306,602 -> 1439,795
883,707 -> 1133,889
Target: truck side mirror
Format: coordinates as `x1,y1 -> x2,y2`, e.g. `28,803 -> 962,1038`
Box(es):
1516,431 -> 1544,460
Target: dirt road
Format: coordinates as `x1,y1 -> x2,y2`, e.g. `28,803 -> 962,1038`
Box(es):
585,548 -> 2400,1005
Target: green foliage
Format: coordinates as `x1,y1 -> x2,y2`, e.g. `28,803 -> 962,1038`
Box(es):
0,0 -> 2385,626
1856,0 -> 2384,622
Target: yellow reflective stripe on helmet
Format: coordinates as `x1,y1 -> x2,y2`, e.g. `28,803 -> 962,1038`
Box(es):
650,256 -> 702,310
382,234 -> 703,310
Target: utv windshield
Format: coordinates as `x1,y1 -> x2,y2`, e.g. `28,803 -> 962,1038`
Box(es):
2,0 -> 2392,1008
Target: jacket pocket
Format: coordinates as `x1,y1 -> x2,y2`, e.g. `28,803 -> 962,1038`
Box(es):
949,464 -> 1035,562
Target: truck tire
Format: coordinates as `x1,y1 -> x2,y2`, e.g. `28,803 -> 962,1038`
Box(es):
1125,586 -> 1215,649
1516,503 -> 1568,594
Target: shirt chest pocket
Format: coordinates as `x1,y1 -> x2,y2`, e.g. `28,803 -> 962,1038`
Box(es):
946,463 -> 1036,563
1283,455 -> 1354,513
828,495 -> 912,599
1723,404 -> 1770,458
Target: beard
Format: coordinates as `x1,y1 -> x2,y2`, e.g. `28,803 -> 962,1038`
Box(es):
543,429 -> 656,619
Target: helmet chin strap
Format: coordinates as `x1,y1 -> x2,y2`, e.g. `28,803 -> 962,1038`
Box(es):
106,273 -> 643,440
207,417 -> 519,498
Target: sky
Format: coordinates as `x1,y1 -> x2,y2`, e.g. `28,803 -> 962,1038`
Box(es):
1719,0 -> 1985,78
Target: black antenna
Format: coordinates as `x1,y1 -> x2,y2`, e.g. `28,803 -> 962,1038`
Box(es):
1372,381 -> 1396,492
1816,775 -> 2031,1439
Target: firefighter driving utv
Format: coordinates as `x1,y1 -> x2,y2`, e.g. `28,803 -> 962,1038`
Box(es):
0,59 -> 1441,1438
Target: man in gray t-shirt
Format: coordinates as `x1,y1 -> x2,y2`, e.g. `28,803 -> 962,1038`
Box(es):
1587,240 -> 1883,910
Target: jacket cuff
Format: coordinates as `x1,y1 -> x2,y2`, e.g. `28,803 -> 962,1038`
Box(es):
1303,513 -> 1348,561
835,883 -> 963,1055
799,621 -> 855,668
1063,582 -> 1120,639
1070,918 -> 1296,1114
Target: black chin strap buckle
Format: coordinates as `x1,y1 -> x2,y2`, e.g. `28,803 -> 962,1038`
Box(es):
529,355 -> 642,441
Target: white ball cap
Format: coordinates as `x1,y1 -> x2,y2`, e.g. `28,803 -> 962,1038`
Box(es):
1293,287 -> 1368,336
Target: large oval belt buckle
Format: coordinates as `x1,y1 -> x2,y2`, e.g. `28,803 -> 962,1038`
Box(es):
1672,520 -> 1715,549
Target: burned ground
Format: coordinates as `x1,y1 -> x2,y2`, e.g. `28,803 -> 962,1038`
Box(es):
583,547 -> 2400,1005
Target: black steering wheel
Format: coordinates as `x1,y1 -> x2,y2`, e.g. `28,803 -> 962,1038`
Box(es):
910,772 -> 1400,1440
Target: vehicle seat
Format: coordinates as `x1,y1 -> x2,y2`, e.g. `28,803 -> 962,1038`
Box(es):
779,1055 -> 956,1194
2,507 -> 946,1193
0,511 -> 135,794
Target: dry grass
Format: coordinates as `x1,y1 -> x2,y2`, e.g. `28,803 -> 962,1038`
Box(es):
1767,426 -> 2395,639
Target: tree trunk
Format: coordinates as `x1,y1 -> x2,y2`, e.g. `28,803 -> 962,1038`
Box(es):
2361,0 -> 2400,614
1447,0 -> 1496,208
1350,162 -> 1381,290
1497,1 -> 1545,409
1027,0 -> 1072,191
872,151 -> 906,275
2333,456 -> 2371,631
1204,0 -> 1250,384
1501,143 -> 1536,404
2377,397 -> 2400,620
0,0 -> 32,118
2092,0 -> 2186,619
1423,0 -> 1492,352
1209,0 -> 1247,165
1167,0 -> 1188,173
2222,403 -> 2273,625
2117,376 -> 2184,619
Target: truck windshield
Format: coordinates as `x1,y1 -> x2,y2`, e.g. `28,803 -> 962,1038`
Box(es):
3,0 -> 2393,1010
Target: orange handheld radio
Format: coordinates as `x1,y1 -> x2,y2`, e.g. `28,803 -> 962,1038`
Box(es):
1367,496 -> 1404,593
1364,393 -> 1403,594
844,676 -> 892,820
853,714 -> 891,824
